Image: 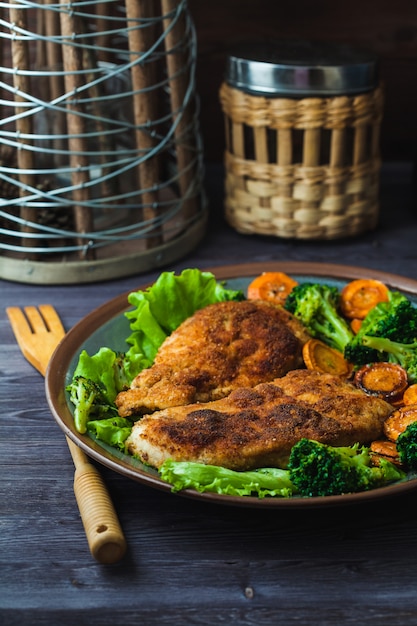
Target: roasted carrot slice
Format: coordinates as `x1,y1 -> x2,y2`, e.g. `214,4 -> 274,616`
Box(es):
302,338 -> 353,378
350,318 -> 363,334
247,272 -> 298,306
369,440 -> 401,466
354,362 -> 408,403
383,404 -> 417,441
402,384 -> 417,406
340,279 -> 389,320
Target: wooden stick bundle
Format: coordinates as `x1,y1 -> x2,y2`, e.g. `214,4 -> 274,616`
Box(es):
9,3 -> 38,257
94,1 -> 112,64
36,2 -> 67,167
81,34 -> 118,204
161,0 -> 199,221
124,0 -> 162,248
59,0 -> 95,258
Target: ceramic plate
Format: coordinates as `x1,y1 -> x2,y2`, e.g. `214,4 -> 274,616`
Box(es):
46,261 -> 417,508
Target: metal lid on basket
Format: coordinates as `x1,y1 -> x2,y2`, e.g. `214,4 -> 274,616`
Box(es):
225,41 -> 379,97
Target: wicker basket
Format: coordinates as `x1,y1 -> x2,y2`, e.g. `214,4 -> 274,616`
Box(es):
219,44 -> 384,240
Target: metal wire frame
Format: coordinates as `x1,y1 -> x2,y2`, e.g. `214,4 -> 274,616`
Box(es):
0,0 -> 205,257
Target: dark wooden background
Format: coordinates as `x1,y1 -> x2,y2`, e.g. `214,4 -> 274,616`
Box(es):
188,0 -> 417,164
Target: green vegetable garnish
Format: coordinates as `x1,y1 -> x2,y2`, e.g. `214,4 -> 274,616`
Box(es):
344,291 -> 417,375
284,282 -> 354,353
67,375 -> 118,434
159,460 -> 295,498
87,417 -> 133,451
288,439 -> 405,497
397,421 -> 417,471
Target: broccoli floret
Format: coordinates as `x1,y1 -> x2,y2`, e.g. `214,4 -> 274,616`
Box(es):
287,438 -> 405,497
396,421 -> 417,471
372,295 -> 417,343
284,283 -> 354,353
343,340 -> 381,367
344,291 -> 417,367
112,352 -> 133,392
66,375 -> 118,434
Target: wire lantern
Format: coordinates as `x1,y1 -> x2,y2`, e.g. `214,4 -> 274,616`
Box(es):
0,0 -> 206,283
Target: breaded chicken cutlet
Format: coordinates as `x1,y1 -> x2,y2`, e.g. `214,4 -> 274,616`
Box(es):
116,299 -> 310,417
126,370 -> 394,470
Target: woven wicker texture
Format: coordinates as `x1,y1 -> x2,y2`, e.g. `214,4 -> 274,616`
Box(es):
220,83 -> 383,240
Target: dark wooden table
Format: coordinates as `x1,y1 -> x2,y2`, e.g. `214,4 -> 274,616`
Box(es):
2,163 -> 417,626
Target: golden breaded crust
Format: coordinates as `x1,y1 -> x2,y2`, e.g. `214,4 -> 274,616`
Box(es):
126,370 -> 394,470
116,300 -> 306,417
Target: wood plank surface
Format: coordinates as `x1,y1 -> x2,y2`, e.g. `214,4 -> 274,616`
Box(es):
1,163 -> 417,625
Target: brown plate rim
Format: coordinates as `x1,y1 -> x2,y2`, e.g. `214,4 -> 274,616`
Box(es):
45,261 -> 417,509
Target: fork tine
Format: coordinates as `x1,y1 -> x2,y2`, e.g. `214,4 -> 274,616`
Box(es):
6,305 -> 65,375
38,304 -> 66,337
6,306 -> 43,373
6,306 -> 33,342
24,306 -> 49,334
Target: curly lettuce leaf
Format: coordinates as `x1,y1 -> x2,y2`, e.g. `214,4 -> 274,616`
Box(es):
159,460 -> 296,498
87,417 -> 133,451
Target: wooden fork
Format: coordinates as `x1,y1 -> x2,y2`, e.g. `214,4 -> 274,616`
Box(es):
6,304 -> 127,564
